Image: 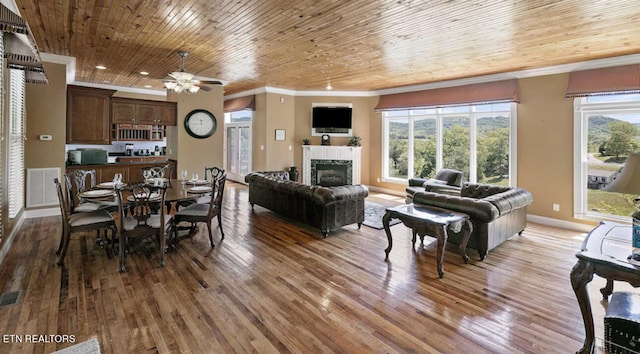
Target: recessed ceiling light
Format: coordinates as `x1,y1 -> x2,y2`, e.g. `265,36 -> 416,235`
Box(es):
96,65 -> 107,70
140,71 -> 149,75
326,83 -> 333,90
103,80 -> 110,84
144,85 -> 152,88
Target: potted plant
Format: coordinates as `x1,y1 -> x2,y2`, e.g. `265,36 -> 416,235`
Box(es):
302,138 -> 310,145
347,136 -> 361,146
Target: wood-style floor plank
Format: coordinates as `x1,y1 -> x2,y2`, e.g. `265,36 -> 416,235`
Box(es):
0,182 -> 630,353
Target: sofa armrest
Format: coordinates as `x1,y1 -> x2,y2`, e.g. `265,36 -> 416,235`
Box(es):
483,188 -> 534,215
412,191 -> 498,222
408,178 -> 428,187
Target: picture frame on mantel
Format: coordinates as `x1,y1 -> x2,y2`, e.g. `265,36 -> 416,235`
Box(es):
275,129 -> 286,141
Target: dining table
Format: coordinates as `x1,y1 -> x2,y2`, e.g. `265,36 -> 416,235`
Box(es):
79,178 -> 213,213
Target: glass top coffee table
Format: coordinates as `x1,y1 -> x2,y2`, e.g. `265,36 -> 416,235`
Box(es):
382,203 -> 473,278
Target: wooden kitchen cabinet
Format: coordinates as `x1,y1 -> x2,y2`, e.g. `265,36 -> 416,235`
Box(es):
66,85 -> 116,144
111,97 -> 177,125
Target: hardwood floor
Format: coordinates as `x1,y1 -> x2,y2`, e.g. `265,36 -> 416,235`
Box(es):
0,182 -> 628,353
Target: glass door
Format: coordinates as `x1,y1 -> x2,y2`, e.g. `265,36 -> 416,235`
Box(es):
225,123 -> 251,182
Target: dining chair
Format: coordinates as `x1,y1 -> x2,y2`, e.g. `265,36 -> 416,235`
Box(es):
172,174 -> 226,248
64,170 -> 118,245
65,170 -> 103,213
142,163 -> 173,186
114,182 -> 172,272
176,166 -> 225,211
54,178 -> 116,266
204,166 -> 225,183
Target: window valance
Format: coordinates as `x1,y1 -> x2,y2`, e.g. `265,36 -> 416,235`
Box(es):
565,64 -> 640,98
374,79 -> 518,111
223,95 -> 255,112
0,4 -> 47,84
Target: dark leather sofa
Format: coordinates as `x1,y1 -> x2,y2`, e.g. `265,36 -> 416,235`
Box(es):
412,182 -> 533,259
405,169 -> 464,202
244,171 -> 369,237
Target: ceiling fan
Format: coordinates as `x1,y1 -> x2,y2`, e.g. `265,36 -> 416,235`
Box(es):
162,50 -> 222,93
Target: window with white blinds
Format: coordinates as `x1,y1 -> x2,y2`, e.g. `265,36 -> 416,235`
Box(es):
0,32 -> 4,242
8,68 -> 25,219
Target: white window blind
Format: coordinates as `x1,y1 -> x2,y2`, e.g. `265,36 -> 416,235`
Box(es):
0,32 -> 4,241
8,68 -> 25,219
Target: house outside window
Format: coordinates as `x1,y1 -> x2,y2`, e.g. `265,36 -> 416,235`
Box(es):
382,102 -> 516,186
574,94 -> 640,220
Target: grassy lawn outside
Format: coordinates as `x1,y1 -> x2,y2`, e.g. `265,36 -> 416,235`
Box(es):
587,189 -> 637,217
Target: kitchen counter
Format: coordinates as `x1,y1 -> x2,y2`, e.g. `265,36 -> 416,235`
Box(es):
66,159 -> 177,182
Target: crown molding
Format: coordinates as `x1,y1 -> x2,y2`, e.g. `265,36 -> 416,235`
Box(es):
69,81 -> 166,96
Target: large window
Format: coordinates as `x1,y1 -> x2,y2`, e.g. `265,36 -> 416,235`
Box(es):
383,103 -> 515,185
574,94 -> 640,220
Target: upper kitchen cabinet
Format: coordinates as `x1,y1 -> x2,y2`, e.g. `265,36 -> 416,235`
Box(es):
111,97 -> 177,125
66,85 -> 116,144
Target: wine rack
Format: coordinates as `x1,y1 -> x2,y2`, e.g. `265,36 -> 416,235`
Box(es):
112,124 -> 165,141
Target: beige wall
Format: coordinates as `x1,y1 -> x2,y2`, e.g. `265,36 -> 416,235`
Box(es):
25,62 -> 67,172
170,87 -> 224,176
292,96 -> 376,184
251,93 -> 267,171
249,92 -> 296,172
517,73 -> 582,222
265,92 -> 295,171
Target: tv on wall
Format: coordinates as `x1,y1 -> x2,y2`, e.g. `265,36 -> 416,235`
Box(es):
312,106 -> 352,129
311,104 -> 353,136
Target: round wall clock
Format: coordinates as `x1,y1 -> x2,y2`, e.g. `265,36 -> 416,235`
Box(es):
184,109 -> 217,139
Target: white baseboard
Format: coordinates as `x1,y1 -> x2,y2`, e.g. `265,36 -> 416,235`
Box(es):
366,185 -> 405,197
527,214 -> 595,233
24,207 -> 60,218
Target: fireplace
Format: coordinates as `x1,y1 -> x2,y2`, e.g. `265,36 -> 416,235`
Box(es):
302,146 -> 361,185
311,160 -> 352,186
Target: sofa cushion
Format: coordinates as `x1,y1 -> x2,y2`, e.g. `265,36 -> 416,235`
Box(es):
483,188 -> 534,215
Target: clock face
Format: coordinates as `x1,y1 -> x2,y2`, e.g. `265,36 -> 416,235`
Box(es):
184,109 -> 217,139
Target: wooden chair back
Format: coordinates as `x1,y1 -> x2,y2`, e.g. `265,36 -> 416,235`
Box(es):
115,181 -> 170,271
65,169 -> 97,212
204,166 -> 225,183
54,177 -> 71,227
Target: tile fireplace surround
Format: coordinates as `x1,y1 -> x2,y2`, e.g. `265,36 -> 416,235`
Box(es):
302,145 -> 362,185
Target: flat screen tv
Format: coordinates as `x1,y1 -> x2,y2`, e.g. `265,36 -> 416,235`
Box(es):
312,106 -> 352,129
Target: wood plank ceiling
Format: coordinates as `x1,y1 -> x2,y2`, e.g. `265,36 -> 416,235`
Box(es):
13,0 -> 640,95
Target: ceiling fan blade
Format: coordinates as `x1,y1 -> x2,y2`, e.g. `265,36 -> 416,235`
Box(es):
197,80 -> 223,85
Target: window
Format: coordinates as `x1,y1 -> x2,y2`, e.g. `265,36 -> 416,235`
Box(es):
574,94 -> 640,220
8,68 -> 25,219
382,103 -> 515,185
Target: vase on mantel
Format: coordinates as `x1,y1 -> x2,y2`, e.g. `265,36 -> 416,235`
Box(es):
289,166 -> 299,182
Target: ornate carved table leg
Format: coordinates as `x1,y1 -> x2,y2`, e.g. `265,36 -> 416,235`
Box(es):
383,211 -> 394,260
570,259 -> 596,354
433,224 -> 448,278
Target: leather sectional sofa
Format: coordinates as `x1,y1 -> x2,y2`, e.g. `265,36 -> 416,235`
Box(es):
411,182 -> 533,260
244,171 -> 369,237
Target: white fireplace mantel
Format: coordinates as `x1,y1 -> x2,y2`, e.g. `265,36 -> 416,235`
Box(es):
302,145 -> 361,185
